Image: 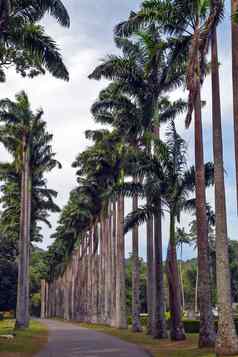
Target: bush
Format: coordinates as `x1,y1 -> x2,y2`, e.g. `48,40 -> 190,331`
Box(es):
127,314 -> 148,327
235,319 -> 238,333
30,293 -> 41,317
182,319 -> 238,334
0,313 -> 4,321
183,319 -> 200,333
141,315 -> 148,327
127,316 -> 132,325
128,316 -> 238,334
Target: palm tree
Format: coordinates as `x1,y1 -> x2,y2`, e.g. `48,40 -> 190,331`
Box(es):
121,122 -> 214,341
73,129 -> 129,328
0,91 -> 61,328
211,2 -> 238,353
0,0 -> 70,81
115,0 -> 220,346
176,228 -> 192,311
231,0 -> 238,214
89,29 -> 187,337
91,83 -> 144,332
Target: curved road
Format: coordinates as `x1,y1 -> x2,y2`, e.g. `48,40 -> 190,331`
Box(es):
36,319 -> 150,357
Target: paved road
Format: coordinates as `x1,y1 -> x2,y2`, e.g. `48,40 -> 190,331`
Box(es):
35,319 -> 150,357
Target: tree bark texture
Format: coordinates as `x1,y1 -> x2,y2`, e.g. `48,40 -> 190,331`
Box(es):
167,213 -> 185,341
194,82 -> 216,348
231,0 -> 238,213
212,26 -> 238,356
132,180 -> 142,332
16,137 -> 31,329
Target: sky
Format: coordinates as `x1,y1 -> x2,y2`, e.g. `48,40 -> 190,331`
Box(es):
0,0 -> 236,261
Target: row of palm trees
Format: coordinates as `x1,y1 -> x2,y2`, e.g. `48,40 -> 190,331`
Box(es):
114,0 -> 238,354
0,0 -> 70,328
1,1 -> 238,356
44,1 -> 238,356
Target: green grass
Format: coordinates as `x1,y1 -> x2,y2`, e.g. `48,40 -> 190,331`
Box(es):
0,319 -> 48,356
77,322 -> 215,357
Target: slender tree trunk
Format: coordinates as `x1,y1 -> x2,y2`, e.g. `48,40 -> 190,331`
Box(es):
132,178 -> 142,332
195,268 -> 198,314
115,196 -> 127,329
167,213 -> 185,341
41,280 -> 46,319
26,170 -> 32,322
152,126 -> 167,339
108,203 -> 113,325
179,246 -> 185,311
111,200 -> 117,327
146,211 -> 154,335
212,27 -> 238,355
16,137 -> 30,329
100,219 -> 105,323
194,82 -> 216,347
146,130 -> 154,335
105,214 -> 110,324
152,208 -> 168,339
231,0 -> 238,213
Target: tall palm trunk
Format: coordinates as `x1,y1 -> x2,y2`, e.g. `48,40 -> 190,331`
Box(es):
231,0 -> 238,212
146,212 -> 154,335
132,178 -> 142,332
111,200 -> 117,327
152,126 -> 167,339
115,195 -> 127,328
194,81 -> 216,347
179,246 -> 185,311
195,268 -> 198,314
108,203 -> 113,325
212,27 -> 238,355
167,213 -> 185,341
16,135 -> 30,329
152,208 -> 168,339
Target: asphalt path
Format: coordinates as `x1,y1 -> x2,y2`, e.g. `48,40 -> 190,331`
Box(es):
35,319 -> 150,357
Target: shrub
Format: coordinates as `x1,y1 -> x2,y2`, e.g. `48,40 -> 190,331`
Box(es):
30,293 -> 41,317
141,315 -> 148,327
127,316 -> 132,325
183,319 -> 200,333
0,313 -> 3,321
182,319 -> 238,334
128,314 -> 148,327
128,316 -> 238,334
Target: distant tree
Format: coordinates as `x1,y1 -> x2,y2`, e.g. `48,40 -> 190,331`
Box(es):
0,234 -> 17,311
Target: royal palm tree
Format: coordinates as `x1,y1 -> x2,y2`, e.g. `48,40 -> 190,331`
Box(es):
176,228 -> 192,310
89,28 -> 186,337
231,0 -> 238,213
211,1 -> 238,353
91,82 -> 145,332
115,0 -> 222,346
0,91 -> 61,328
73,129 -> 129,328
0,0 -> 70,81
121,122 -> 214,341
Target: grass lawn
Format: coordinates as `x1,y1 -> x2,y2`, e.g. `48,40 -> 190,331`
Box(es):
0,319 -> 48,356
78,322 -> 215,357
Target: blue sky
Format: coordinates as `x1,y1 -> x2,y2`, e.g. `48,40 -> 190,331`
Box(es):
0,0 -> 236,261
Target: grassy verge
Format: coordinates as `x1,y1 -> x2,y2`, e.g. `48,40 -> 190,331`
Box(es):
77,322 -> 215,357
0,319 -> 48,356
